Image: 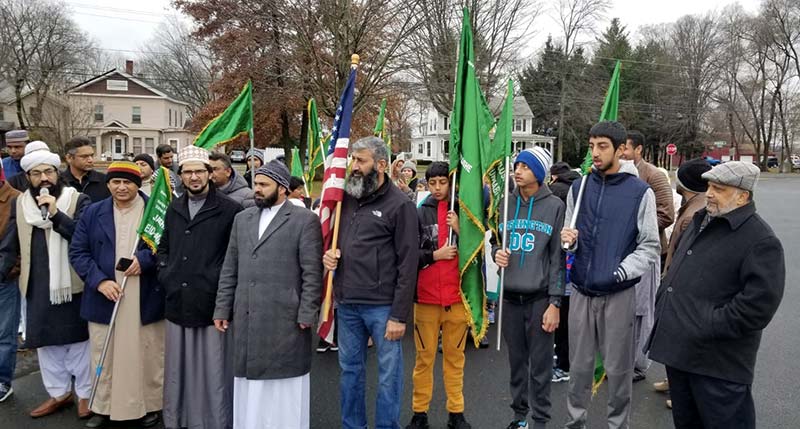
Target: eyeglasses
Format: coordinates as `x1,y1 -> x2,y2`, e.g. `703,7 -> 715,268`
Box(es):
181,169 -> 208,177
28,168 -> 58,178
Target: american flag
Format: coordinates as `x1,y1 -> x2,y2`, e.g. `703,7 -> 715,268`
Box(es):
317,68 -> 357,342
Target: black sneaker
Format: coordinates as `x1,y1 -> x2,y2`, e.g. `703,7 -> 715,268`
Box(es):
406,412 -> 430,429
316,340 -> 331,353
506,419 -> 528,429
330,343 -> 339,352
447,412 -> 472,429
0,383 -> 12,402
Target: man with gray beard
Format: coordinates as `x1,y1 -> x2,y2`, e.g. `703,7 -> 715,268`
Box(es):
323,136 -> 419,429
647,161 -> 785,429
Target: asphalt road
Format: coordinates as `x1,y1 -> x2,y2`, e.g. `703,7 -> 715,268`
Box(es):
1,174 -> 799,429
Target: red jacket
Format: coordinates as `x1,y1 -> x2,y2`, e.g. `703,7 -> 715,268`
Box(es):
416,196 -> 461,306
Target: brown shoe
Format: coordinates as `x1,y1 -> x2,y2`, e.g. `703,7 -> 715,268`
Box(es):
77,398 -> 93,419
30,393 -> 74,418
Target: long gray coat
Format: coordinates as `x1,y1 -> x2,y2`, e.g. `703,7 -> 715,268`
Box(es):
213,201 -> 323,380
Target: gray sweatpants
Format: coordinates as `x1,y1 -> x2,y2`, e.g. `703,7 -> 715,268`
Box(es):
502,296 -> 554,426
565,287 -> 635,429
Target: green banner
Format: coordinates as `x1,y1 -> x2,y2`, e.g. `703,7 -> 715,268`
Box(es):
449,8 -> 495,345
291,147 -> 303,178
306,98 -> 325,191
483,79 -> 513,241
137,167 -> 173,253
193,81 -> 253,150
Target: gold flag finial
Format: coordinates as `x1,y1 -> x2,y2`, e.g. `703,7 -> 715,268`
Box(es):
351,54 -> 360,65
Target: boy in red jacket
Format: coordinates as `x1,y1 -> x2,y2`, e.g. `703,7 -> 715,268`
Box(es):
406,162 -> 471,429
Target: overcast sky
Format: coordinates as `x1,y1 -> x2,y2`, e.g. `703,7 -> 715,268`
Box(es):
68,0 -> 762,62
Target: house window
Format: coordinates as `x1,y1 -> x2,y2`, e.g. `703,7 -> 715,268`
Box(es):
514,119 -> 524,132
132,137 -> 142,154
418,143 -> 424,155
106,80 -> 128,91
444,116 -> 449,131
144,138 -> 155,154
0,109 -> 4,121
168,109 -> 172,127
89,136 -> 96,148
179,111 -> 183,128
132,106 -> 141,124
94,105 -> 103,122
426,141 -> 431,157
168,139 -> 178,151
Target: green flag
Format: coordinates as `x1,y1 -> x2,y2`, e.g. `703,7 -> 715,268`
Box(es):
374,98 -> 392,161
592,59 -> 621,395
306,98 -> 325,191
137,167 -> 173,253
449,8 -> 495,345
374,98 -> 387,138
193,81 -> 253,150
291,147 -> 303,178
483,79 -> 513,242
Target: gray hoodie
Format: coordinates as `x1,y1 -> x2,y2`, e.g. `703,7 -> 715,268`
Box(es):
219,172 -> 255,208
491,183 -> 566,304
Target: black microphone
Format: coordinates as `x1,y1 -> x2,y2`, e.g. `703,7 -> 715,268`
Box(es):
39,187 -> 50,220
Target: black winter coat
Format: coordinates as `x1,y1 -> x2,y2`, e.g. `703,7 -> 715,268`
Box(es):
550,170 -> 581,203
157,185 -> 242,327
647,203 -> 785,385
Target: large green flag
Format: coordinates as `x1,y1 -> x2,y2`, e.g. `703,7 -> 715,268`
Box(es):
193,81 -> 253,150
137,167 -> 173,253
449,8 -> 495,345
592,59 -> 621,395
483,79 -> 513,242
306,98 -> 325,191
291,147 -> 303,178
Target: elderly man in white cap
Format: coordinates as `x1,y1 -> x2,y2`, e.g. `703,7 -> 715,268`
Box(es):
0,141 -> 93,419
157,145 -> 242,429
647,161 -> 785,429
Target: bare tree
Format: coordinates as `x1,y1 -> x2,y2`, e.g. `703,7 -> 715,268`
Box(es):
0,0 -> 94,129
552,0 -> 611,160
137,16 -> 216,116
403,0 -> 541,115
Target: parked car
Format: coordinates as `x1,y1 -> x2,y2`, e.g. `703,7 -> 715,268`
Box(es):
767,156 -> 779,168
791,154 -> 800,170
230,150 -> 246,162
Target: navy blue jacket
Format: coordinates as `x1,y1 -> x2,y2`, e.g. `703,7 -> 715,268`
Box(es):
570,170 -> 649,296
69,194 -> 164,325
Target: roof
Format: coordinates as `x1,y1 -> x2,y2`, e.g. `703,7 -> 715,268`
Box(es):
488,94 -> 534,118
66,69 -> 190,106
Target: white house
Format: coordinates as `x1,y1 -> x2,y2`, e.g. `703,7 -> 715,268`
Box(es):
65,61 -> 195,160
410,94 -> 554,162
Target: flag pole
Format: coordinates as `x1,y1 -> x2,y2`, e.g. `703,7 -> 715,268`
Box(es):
496,155 -> 511,351
249,82 -> 256,190
448,168 -> 458,246
88,236 -> 141,409
320,53 -> 360,323
563,173 -> 588,250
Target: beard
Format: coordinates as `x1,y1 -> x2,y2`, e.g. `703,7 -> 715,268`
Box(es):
254,187 -> 279,209
31,180 -> 64,199
707,198 -> 740,217
345,168 -> 379,199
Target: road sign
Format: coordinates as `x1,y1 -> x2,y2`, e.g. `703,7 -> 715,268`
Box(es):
666,144 -> 677,156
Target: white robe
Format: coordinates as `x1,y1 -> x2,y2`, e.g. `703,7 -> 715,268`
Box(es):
233,374 -> 310,429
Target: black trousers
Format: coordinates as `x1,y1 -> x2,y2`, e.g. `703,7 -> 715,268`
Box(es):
553,295 -> 570,371
666,366 -> 755,429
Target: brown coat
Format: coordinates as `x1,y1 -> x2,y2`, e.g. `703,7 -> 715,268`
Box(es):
636,160 -> 675,254
0,182 -> 20,280
663,192 -> 707,273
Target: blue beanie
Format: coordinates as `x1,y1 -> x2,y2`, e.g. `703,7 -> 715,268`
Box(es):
515,147 -> 553,184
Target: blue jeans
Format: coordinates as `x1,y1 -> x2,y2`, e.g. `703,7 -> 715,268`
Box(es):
0,282 -> 20,385
338,304 -> 403,429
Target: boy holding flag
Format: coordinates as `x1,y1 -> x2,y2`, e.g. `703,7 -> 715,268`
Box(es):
561,121 -> 659,429
406,161 -> 471,429
492,147 -> 565,429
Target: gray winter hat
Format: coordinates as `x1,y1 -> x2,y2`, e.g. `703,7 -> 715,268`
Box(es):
701,161 -> 760,192
255,159 -> 291,190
